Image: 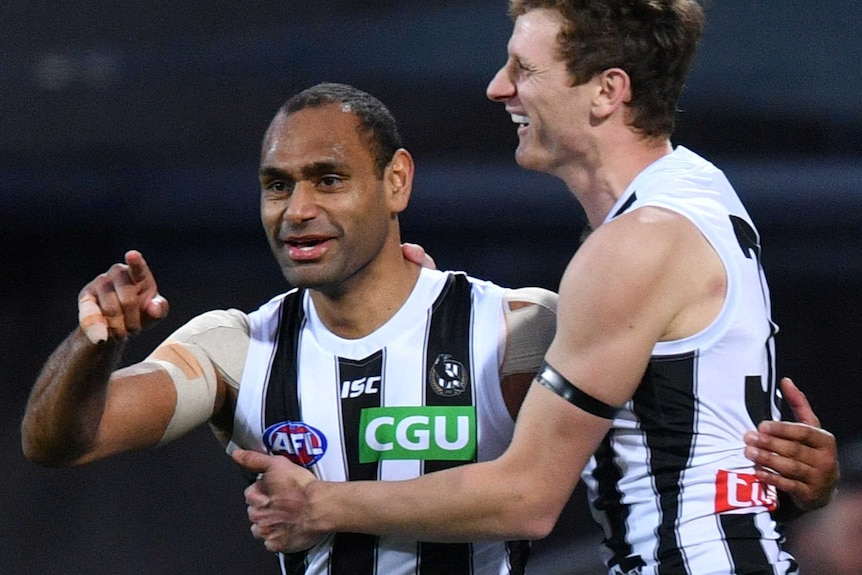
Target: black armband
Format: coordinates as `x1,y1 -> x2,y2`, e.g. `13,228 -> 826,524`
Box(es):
536,361 -> 619,419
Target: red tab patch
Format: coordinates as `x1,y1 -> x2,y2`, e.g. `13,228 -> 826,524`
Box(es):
714,469 -> 778,513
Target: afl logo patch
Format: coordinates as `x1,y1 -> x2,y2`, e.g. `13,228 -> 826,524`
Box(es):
263,421 -> 328,468
429,353 -> 468,397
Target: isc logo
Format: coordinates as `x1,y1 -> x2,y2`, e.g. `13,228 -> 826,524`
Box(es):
263,421 -> 328,468
341,376 -> 381,398
359,406 -> 476,463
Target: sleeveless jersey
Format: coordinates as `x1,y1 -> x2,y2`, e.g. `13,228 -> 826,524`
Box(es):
230,268 -> 529,575
581,147 -> 797,575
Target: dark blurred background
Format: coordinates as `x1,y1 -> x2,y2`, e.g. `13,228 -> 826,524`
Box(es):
2,2 -> 860,574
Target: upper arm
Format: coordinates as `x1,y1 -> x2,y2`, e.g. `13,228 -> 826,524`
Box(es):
490,210 -> 693,522
87,309 -> 250,461
545,207 -> 711,406
84,361 -> 182,463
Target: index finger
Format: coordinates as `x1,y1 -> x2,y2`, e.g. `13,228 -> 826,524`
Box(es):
124,250 -> 152,285
757,419 -> 834,452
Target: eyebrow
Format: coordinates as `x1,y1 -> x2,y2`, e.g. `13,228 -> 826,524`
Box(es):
259,161 -> 346,180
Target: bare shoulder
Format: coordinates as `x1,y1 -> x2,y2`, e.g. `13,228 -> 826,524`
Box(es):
554,204 -> 723,353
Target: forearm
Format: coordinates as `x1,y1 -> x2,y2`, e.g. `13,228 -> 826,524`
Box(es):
309,457 -> 559,542
21,328 -> 125,466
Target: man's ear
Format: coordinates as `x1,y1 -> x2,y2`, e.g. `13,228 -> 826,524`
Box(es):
591,68 -> 632,120
385,148 -> 414,214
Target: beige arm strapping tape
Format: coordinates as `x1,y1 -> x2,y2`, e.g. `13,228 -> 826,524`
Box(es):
150,343 -> 219,445
500,287 -> 559,377
147,309 -> 250,446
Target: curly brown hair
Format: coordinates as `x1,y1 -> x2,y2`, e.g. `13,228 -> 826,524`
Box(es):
508,0 -> 705,138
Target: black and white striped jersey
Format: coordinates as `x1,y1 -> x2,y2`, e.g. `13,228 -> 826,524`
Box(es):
230,268 -> 529,575
581,146 -> 797,575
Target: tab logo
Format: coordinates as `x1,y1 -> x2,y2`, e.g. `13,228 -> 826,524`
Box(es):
714,469 -> 777,513
359,406 -> 476,463
263,421 -> 328,468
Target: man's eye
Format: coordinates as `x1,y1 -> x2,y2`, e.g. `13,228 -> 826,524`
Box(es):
320,176 -> 343,187
264,180 -> 293,194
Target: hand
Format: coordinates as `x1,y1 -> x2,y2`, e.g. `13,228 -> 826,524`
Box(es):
77,250 -> 169,343
231,448 -> 327,553
744,377 -> 839,512
401,242 -> 437,270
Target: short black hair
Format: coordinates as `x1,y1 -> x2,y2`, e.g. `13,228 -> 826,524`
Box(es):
278,83 -> 403,178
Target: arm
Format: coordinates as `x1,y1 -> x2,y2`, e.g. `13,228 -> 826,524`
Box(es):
744,377 -> 839,517
20,250 -> 232,466
233,209 -> 701,551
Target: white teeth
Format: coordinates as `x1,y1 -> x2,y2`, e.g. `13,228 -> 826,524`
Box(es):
511,113 -> 530,125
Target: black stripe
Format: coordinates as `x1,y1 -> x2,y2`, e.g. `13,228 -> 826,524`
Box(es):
263,290 -> 310,575
633,352 -> 698,575
506,541 -> 530,575
332,351 -> 385,575
420,273 -> 475,575
424,274 -> 474,432
718,514 -> 774,575
612,191 -> 638,218
265,290 -> 305,428
590,433 -> 639,572
338,351 -> 385,481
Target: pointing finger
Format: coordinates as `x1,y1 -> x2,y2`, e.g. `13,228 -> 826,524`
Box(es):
125,250 -> 152,285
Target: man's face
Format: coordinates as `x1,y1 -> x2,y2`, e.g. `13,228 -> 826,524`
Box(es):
486,8 -> 590,174
259,104 -> 393,294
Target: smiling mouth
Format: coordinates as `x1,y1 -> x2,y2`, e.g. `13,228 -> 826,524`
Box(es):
510,113 -> 530,126
288,238 -> 323,250
283,236 -> 331,261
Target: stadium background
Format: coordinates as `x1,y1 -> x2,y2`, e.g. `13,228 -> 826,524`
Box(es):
1,2 -> 860,573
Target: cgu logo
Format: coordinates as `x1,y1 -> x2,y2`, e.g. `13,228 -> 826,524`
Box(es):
263,421 -> 328,468
359,406 -> 477,463
341,376 -> 381,399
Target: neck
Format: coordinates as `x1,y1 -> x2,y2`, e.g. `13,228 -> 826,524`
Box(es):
556,137 -> 673,229
309,250 -> 422,340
